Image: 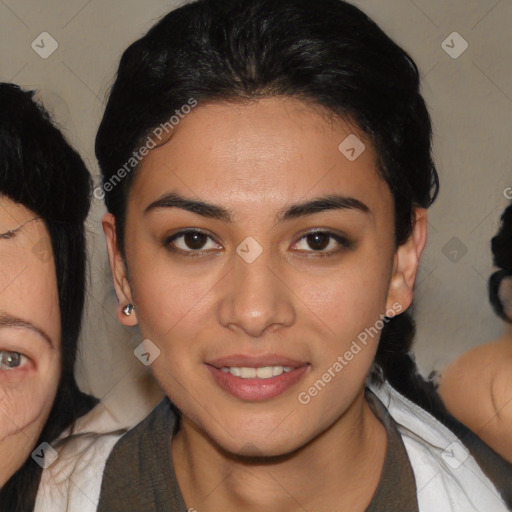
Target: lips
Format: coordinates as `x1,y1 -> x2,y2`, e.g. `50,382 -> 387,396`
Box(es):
205,354 -> 310,401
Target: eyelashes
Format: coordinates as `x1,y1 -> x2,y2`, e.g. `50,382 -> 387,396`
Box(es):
293,231 -> 352,256
164,229 -> 220,256
162,228 -> 353,258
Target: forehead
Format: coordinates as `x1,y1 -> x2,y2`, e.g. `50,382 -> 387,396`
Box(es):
129,97 -> 393,221
0,195 -> 60,349
0,195 -> 33,229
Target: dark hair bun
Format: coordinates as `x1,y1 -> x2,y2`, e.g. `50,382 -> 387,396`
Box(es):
488,203 -> 512,322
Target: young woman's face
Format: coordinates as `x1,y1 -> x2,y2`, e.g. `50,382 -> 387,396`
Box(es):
0,197 -> 60,483
105,97 -> 422,457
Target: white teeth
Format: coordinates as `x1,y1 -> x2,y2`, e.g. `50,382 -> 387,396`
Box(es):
240,367 -> 257,378
272,365 -> 284,376
229,367 -> 241,377
220,365 -> 294,379
256,366 -> 273,379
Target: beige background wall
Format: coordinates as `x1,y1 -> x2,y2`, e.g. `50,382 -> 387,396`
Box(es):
1,0 -> 511,426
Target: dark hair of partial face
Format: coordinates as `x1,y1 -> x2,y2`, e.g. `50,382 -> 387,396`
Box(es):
96,0 -> 449,427
0,83 -> 98,511
489,203 -> 512,323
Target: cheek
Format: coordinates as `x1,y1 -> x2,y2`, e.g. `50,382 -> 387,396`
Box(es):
0,372 -> 57,441
290,254 -> 391,401
291,256 -> 392,342
131,244 -> 392,351
130,255 -> 222,343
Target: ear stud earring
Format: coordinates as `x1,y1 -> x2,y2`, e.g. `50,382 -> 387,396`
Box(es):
122,304 -> 135,316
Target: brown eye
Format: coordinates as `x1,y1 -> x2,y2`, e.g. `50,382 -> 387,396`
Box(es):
163,229 -> 221,256
293,230 -> 351,256
305,232 -> 331,251
180,232 -> 208,250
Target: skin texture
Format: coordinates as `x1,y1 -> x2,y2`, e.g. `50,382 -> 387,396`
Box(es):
439,327 -> 512,463
103,97 -> 427,511
0,197 -> 60,486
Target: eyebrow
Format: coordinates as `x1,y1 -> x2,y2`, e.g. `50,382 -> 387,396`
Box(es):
0,217 -> 42,239
0,313 -> 54,348
144,192 -> 371,224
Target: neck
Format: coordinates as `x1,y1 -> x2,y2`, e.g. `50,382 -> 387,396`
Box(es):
171,390 -> 386,512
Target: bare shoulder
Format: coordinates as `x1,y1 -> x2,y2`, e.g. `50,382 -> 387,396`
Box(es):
439,337 -> 512,462
481,338 -> 512,462
438,341 -> 502,428
488,338 -> 512,419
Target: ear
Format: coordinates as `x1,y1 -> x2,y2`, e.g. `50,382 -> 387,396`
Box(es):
102,213 -> 138,326
385,208 -> 428,314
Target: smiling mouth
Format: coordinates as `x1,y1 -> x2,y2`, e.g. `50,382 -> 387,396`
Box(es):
205,358 -> 310,401
219,365 -> 295,379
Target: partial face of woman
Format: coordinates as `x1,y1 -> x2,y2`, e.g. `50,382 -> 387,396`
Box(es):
105,97 -> 423,457
0,198 -> 60,485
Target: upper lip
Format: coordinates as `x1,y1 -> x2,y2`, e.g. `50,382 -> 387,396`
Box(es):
206,354 -> 308,369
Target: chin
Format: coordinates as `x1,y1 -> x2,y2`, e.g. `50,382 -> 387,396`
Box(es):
235,440 -> 302,460
202,421 -> 309,460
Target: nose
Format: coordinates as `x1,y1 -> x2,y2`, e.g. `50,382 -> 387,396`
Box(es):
218,245 -> 295,337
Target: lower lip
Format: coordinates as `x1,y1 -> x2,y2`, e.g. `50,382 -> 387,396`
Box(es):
206,364 -> 310,401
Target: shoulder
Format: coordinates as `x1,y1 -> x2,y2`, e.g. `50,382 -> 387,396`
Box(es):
104,396 -> 176,463
100,397 -> 176,479
97,398 -> 181,512
487,338 -> 512,419
439,338 -> 512,461
369,380 -> 512,512
486,340 -> 512,461
33,403 -> 127,512
438,341 -> 501,427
